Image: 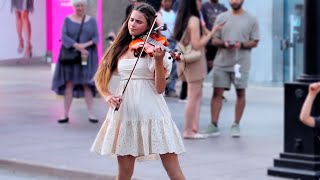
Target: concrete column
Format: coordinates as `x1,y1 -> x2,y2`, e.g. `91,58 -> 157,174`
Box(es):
298,0 -> 320,82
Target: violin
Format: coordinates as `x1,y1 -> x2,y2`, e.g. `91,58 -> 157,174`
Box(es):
129,33 -> 181,61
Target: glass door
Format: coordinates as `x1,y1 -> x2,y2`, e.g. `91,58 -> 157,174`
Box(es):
282,0 -> 304,82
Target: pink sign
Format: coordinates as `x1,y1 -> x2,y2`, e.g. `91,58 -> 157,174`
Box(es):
47,0 -> 103,63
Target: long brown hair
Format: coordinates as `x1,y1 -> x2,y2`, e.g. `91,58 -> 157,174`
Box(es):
94,3 -> 156,97
173,0 -> 202,41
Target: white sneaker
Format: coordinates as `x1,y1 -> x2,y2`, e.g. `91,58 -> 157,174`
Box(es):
178,99 -> 187,103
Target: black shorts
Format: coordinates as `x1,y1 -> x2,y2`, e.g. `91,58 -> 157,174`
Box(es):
205,45 -> 218,61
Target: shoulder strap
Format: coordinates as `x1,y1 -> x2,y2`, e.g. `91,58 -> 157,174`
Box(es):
75,16 -> 86,42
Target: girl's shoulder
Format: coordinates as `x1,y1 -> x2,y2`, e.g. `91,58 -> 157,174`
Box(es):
188,16 -> 200,28
188,15 -> 200,24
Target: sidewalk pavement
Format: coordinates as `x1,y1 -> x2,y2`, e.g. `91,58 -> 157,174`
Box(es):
0,62 -> 288,180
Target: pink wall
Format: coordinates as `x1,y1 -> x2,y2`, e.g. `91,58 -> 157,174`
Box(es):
97,0 -> 102,62
47,0 -> 103,64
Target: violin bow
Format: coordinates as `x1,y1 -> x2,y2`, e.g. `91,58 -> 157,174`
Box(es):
114,15 -> 158,111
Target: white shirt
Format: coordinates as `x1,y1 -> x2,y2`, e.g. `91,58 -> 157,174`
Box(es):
159,8 -> 176,39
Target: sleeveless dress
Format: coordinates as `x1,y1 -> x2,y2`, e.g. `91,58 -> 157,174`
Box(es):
91,54 -> 185,161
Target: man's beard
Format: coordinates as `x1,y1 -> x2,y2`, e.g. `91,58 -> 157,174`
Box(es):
230,2 -> 243,10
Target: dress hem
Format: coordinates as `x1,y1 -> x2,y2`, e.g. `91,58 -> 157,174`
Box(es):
90,149 -> 186,161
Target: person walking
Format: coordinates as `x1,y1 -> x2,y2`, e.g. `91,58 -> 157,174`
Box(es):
91,3 -> 186,180
52,0 -> 99,124
207,0 -> 260,137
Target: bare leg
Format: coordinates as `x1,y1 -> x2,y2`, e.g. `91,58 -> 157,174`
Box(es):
83,85 -> 96,119
21,11 -> 32,58
117,155 -> 136,180
235,89 -> 246,123
183,80 -> 202,136
160,153 -> 185,180
15,11 -> 24,53
63,82 -> 74,118
211,88 -> 224,124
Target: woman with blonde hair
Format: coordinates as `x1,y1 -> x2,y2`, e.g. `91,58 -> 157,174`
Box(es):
52,0 -> 99,123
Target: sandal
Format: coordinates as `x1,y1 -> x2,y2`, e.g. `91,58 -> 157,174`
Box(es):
58,117 -> 69,123
17,40 -> 24,54
183,133 -> 208,139
24,45 -> 32,58
89,118 -> 99,123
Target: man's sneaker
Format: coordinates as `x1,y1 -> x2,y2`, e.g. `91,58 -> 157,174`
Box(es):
205,123 -> 220,137
230,123 -> 241,137
166,91 -> 179,98
178,98 -> 187,103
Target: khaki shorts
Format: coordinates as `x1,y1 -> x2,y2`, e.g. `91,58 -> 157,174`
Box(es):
212,68 -> 249,89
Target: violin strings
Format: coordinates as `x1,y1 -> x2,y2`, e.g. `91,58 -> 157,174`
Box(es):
148,39 -> 170,52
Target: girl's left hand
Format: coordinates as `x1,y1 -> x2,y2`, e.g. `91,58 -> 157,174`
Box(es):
153,46 -> 165,61
309,82 -> 320,96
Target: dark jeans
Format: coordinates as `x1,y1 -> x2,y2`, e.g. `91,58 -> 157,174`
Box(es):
205,45 -> 218,73
165,39 -> 178,94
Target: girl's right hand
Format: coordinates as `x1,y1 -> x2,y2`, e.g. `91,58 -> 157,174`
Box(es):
309,82 -> 320,96
105,95 -> 122,109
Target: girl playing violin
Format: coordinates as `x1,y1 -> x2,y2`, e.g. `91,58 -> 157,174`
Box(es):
91,3 -> 186,180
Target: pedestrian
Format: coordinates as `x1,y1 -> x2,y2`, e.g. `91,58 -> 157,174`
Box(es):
51,0 -> 99,124
207,0 -> 260,137
159,0 -> 179,97
173,0 -> 224,139
201,0 -> 227,72
11,0 -> 34,58
91,3 -> 186,180
300,82 -> 320,128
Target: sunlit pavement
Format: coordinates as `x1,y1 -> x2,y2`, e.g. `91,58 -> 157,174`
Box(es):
0,62 -> 288,179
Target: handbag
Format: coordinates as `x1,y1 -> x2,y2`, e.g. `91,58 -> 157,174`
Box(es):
177,30 -> 202,63
59,16 -> 85,64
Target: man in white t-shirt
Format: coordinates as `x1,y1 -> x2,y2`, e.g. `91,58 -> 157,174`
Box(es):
160,0 -> 178,97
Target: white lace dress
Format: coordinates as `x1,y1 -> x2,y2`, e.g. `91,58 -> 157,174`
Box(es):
91,54 -> 185,161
